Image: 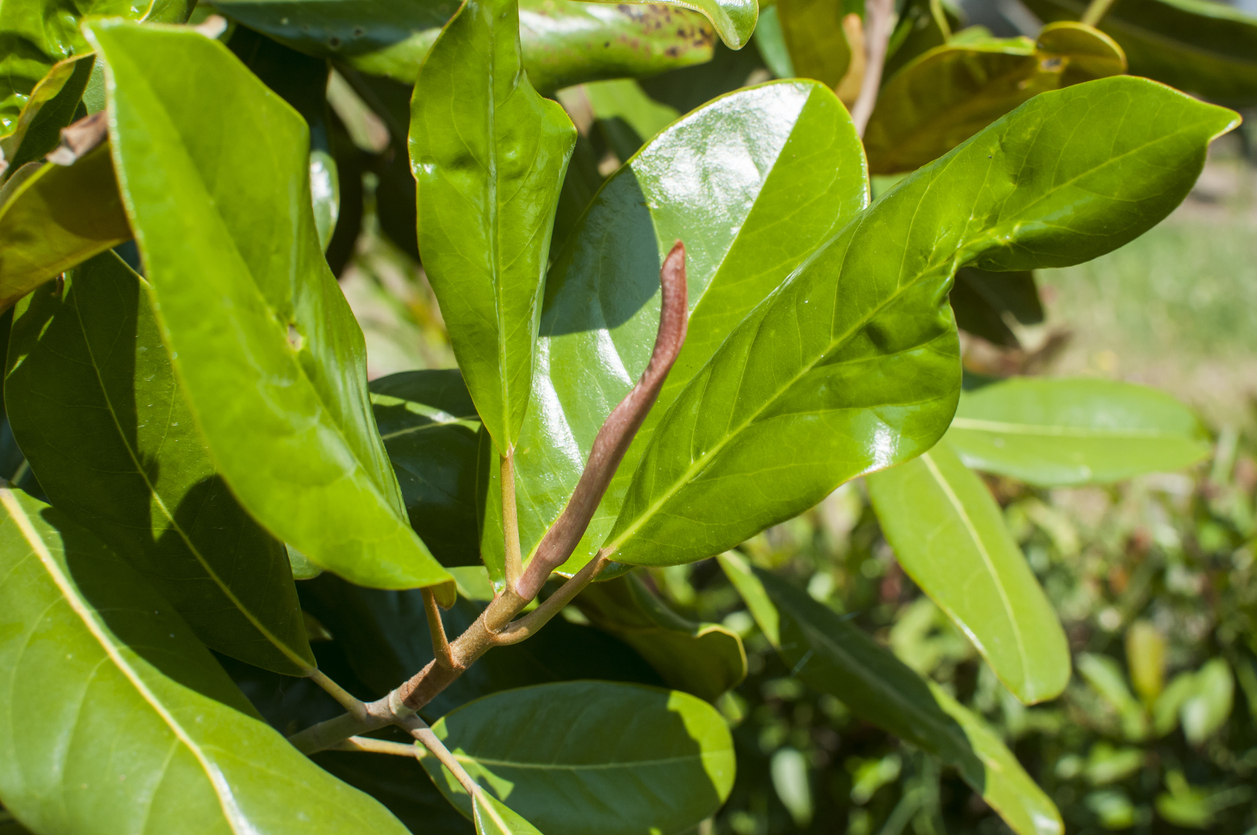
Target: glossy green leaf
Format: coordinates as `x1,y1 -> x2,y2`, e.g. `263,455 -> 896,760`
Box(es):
866,440 -> 1070,704
945,377 -> 1212,487
473,794 -> 543,835
5,252 -> 314,676
0,0 -> 192,135
606,77 -> 1234,568
211,0 -> 714,91
575,571 -> 747,700
865,22 -> 1127,174
749,567 -> 1064,835
298,574 -> 664,716
492,79 -> 868,581
0,487 -> 412,835
0,146 -> 131,310
410,0 -> 575,452
1024,0 -> 1257,106
87,20 -> 450,591
0,54 -> 94,174
422,682 -> 735,835
371,370 -> 486,567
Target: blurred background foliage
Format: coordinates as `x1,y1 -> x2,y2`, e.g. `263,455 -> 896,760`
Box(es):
195,0 -> 1257,830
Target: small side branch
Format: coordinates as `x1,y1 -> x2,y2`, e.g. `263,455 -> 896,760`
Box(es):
422,587 -> 456,670
515,242 -> 688,600
400,715 -> 481,798
1081,0 -> 1118,26
332,737 -> 421,757
496,552 -> 609,645
309,669 -> 369,720
849,0 -> 895,137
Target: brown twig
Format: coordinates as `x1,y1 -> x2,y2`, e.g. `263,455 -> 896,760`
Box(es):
289,244 -> 689,755
46,111 -> 108,166
849,0 -> 895,137
422,587 -> 455,670
515,241 -> 688,601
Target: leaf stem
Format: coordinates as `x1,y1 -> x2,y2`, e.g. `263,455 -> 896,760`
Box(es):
422,587 -> 456,670
332,736 -> 422,757
1081,0 -> 1118,26
501,452 -> 523,593
9,459 -> 28,486
287,244 -> 689,756
399,715 -> 480,797
496,552 -> 609,645
850,0 -> 895,137
309,669 -> 369,719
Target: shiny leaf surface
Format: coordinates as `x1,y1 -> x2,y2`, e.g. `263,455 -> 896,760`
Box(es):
493,79 -> 867,580
0,146 -> 131,310
866,440 -> 1070,704
1024,0 -> 1257,106
422,682 -> 735,835
0,0 -> 191,134
945,377 -> 1212,486
211,0 -> 714,90
371,370 -> 486,567
865,22 -> 1127,174
0,487 -> 411,835
6,252 -> 314,676
575,571 -> 747,700
88,20 -> 450,591
744,566 -> 1064,835
410,0 -> 575,452
606,77 -> 1233,568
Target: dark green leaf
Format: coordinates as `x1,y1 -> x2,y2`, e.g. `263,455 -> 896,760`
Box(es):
575,571 -> 747,700
87,20 -> 450,591
370,369 -> 486,567
211,0 -> 714,91
6,251 -> 314,675
752,5 -> 795,78
0,0 -> 191,135
777,0 -> 854,91
744,566 -> 1064,835
603,77 -> 1236,568
0,54 -> 95,173
884,0 -> 958,81
297,574 -> 665,716
315,751 -> 474,835
422,682 -> 735,835
950,267 -> 1043,347
944,377 -> 1212,486
0,487 -> 411,834
1024,0 -> 1257,106
866,440 -> 1070,704
492,79 -> 867,581
865,22 -> 1127,174
410,0 -> 575,452
0,146 -> 131,310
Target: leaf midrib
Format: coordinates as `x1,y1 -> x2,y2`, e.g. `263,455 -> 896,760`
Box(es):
451,751 -> 722,771
0,489 -> 252,834
920,450 -> 1031,695
950,417 -> 1193,439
